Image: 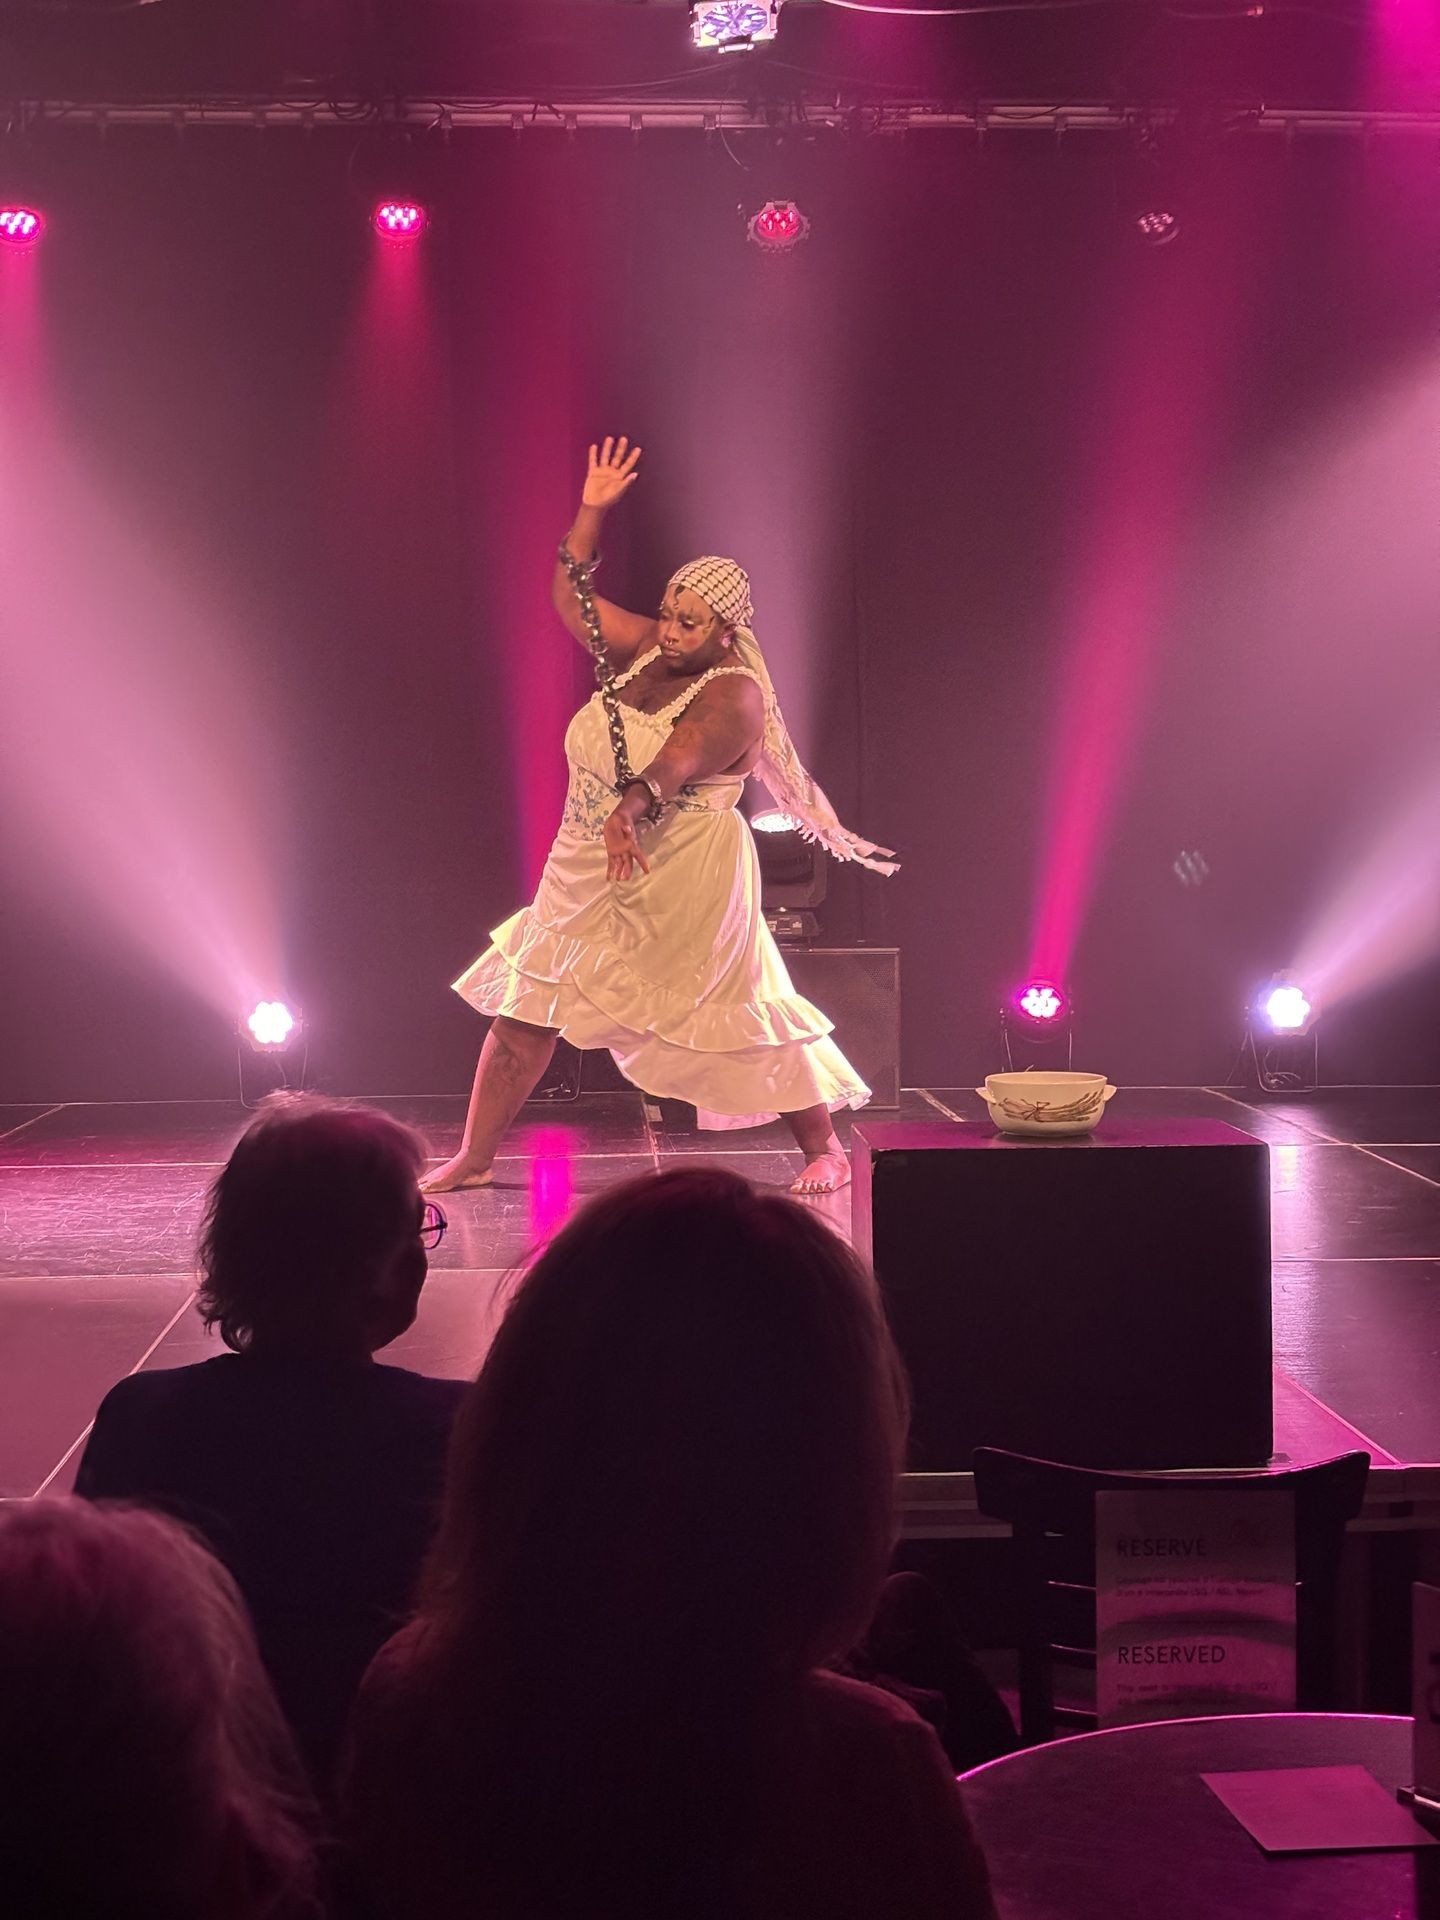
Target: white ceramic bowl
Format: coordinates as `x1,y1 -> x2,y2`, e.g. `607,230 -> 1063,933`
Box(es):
973,1071 -> 1118,1137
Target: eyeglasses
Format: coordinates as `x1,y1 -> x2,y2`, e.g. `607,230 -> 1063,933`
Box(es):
420,1201 -> 447,1250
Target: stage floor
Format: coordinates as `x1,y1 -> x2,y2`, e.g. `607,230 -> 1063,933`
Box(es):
1,1084 -> 1437,1517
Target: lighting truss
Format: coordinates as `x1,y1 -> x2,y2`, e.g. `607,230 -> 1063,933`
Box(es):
14,100 -> 1436,137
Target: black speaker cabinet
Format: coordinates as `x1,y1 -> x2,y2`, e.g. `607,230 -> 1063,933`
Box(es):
781,947 -> 900,1108
853,1119 -> 1273,1471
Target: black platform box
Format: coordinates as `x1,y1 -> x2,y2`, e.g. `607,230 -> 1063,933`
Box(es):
852,1119 -> 1273,1471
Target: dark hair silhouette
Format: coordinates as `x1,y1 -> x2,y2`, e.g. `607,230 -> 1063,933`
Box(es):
198,1093 -> 425,1353
411,1166 -> 909,1916
0,1499 -> 320,1918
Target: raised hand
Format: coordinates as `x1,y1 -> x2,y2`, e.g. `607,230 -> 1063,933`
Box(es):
582,435 -> 642,511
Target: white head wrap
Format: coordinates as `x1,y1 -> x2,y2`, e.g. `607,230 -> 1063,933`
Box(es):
666,557 -> 898,875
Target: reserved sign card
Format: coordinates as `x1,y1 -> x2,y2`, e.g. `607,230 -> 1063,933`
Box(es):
1095,1488 -> 1296,1727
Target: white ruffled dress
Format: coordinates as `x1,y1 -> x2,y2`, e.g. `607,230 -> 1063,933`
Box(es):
452,649 -> 871,1130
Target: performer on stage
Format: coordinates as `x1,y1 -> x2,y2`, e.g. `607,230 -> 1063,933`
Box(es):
421,437 -> 896,1199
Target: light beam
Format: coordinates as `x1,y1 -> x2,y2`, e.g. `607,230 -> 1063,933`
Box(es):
0,277 -> 287,1021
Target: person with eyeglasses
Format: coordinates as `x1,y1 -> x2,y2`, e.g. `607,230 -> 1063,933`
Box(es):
75,1093 -> 468,1794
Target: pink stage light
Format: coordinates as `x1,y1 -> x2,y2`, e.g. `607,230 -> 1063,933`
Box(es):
1366,0 -> 1440,110
1015,980 -> 1067,1026
373,200 -> 427,240
1135,210 -> 1180,249
747,201 -> 810,254
1258,982 -> 1314,1035
0,207 -> 44,248
527,1126 -> 575,1246
243,1000 -> 300,1051
1027,203 -> 1250,990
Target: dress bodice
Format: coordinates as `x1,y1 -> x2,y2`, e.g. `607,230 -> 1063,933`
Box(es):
561,651 -> 763,839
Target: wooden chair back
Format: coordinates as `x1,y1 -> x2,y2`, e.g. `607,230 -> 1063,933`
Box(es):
972,1447 -> 1370,1743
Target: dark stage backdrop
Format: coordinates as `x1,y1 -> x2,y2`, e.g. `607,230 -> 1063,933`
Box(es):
1,129 -> 1435,1101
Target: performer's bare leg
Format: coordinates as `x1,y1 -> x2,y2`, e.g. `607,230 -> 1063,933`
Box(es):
786,1102 -> 851,1197
419,1016 -> 559,1193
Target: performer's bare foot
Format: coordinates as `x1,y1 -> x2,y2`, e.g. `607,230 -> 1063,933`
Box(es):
419,1154 -> 495,1194
791,1149 -> 851,1198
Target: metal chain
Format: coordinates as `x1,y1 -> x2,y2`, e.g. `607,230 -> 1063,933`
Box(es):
558,542 -> 637,792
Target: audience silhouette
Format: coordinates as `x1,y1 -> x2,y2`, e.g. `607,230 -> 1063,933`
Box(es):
76,1095 -> 466,1787
0,1498 -> 322,1919
342,1166 -> 998,1919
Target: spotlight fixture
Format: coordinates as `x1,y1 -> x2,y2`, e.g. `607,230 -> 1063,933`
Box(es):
1240,973 -> 1319,1093
1259,981 -> 1316,1036
1123,119 -> 1184,250
749,807 -> 825,943
349,125 -> 442,239
373,199 -> 428,240
1016,980 -> 1067,1027
237,1000 -> 308,1107
746,199 -> 810,254
0,206 -> 43,248
692,1 -> 781,51
1001,978 -> 1074,1070
242,1000 -> 303,1054
1135,208 -> 1181,249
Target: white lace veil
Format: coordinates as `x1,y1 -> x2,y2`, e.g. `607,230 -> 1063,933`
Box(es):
667,558 -> 899,876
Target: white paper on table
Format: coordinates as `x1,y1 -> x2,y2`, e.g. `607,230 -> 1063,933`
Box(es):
1203,1764 -> 1439,1854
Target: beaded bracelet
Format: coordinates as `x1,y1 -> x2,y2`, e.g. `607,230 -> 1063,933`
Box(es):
619,774 -> 666,824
